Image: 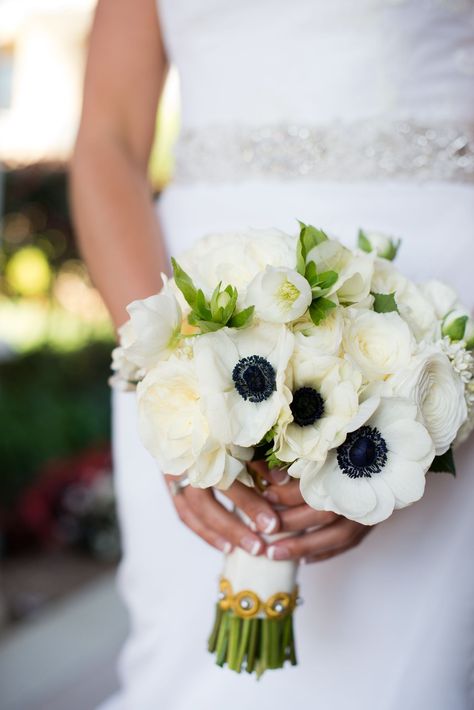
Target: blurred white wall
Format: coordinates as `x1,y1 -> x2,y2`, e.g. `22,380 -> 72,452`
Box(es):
0,0 -> 97,165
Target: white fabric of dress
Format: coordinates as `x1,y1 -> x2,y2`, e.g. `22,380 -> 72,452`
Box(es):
103,2 -> 474,709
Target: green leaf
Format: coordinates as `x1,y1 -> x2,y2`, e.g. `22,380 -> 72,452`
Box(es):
265,449 -> 288,470
228,305 -> 255,329
429,448 -> 456,476
296,235 -> 306,276
357,229 -> 372,254
195,289 -> 212,320
316,270 -> 338,291
210,281 -> 223,320
171,258 -> 197,308
296,221 -> 328,274
443,315 -> 468,342
304,260 -> 318,286
372,292 -> 399,314
194,320 -> 225,333
385,239 -> 401,261
308,297 -> 336,325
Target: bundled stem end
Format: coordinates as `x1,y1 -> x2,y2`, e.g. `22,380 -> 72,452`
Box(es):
207,604 -> 298,678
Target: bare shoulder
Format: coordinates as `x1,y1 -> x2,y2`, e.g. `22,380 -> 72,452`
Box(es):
77,0 -> 168,165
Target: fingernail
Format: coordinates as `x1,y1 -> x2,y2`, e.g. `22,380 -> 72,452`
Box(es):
300,557 -> 308,565
248,520 -> 257,532
256,512 -> 278,534
267,545 -> 290,561
263,489 -> 279,503
222,541 -> 233,555
241,536 -> 262,556
269,469 -> 289,485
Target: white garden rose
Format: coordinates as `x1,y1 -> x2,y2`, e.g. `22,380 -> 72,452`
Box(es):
371,259 -> 437,341
389,346 -> 467,455
178,229 -> 296,299
122,290 -> 182,369
293,307 -> 344,355
295,397 -> 435,525
245,266 -> 312,323
306,239 -> 374,304
274,345 -> 362,463
343,308 -> 414,381
137,356 -> 249,487
420,280 -> 458,321
193,322 -> 294,447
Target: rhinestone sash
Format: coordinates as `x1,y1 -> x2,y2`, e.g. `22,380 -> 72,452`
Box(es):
173,121 -> 474,184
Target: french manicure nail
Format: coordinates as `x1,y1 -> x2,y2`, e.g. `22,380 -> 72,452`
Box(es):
241,536 -> 262,556
222,541 -> 233,555
256,512 -> 277,534
267,545 -> 290,561
270,469 -> 290,485
248,520 -> 257,532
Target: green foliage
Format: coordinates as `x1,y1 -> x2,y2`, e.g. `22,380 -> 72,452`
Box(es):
357,229 -> 372,254
443,315 -> 468,342
172,259 -> 254,332
0,341 -> 113,505
372,292 -> 399,314
296,221 -> 328,276
309,297 -> 337,325
429,448 -> 456,476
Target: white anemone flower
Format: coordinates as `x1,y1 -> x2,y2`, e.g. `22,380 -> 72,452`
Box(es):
306,239 -> 374,305
274,345 -> 362,463
137,356 -> 250,488
193,322 -> 294,447
245,266 -> 313,323
122,289 -> 182,369
389,346 -> 467,455
295,397 -> 435,525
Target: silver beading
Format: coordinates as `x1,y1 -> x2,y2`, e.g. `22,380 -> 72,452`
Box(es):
173,121 -> 474,184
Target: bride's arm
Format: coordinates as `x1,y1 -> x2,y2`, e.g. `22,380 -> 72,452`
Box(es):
70,0 -> 168,327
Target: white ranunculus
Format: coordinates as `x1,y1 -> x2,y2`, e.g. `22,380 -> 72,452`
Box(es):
371,259 -> 437,341
389,346 -> 467,455
245,266 -> 312,323
343,308 -> 414,381
137,356 -> 249,487
122,290 -> 182,369
420,280 -> 459,321
293,307 -> 344,355
274,345 -> 362,463
359,230 -> 400,260
306,239 -> 374,304
193,322 -> 294,447
178,229 -> 296,299
295,397 -> 435,525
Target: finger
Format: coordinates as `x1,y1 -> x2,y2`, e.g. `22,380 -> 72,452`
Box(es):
251,460 -> 290,486
263,479 -> 304,507
184,486 -> 265,556
171,493 -> 234,554
301,529 -> 371,563
222,481 -> 280,534
279,504 -> 339,532
266,518 -> 369,561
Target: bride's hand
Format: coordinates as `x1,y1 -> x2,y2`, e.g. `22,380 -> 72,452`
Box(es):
261,469 -> 372,563
164,474 -> 281,557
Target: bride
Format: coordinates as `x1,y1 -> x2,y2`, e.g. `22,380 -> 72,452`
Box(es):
71,1 -> 474,708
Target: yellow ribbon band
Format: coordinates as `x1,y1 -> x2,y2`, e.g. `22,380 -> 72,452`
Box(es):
218,578 -> 299,620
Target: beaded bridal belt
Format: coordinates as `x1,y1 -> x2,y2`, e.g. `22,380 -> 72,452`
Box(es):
173,121 -> 474,184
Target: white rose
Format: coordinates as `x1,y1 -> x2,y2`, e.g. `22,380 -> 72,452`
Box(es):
389,346 -> 467,455
137,356 -> 249,486
420,280 -> 459,320
179,229 -> 296,298
306,239 -> 374,304
358,229 -> 400,260
293,307 -> 344,355
245,266 -> 312,323
371,259 -> 437,341
343,308 -> 414,381
122,290 -> 182,369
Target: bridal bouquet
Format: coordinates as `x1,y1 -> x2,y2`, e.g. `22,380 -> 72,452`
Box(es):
111,223 -> 474,676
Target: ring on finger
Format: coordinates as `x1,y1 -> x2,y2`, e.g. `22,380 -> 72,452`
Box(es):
168,475 -> 190,497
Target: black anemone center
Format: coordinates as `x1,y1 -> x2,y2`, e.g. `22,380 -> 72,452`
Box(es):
232,355 -> 276,403
290,387 -> 325,427
337,425 -> 387,479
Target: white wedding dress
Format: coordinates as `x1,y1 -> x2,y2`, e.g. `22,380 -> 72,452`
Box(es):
105,2 -> 474,709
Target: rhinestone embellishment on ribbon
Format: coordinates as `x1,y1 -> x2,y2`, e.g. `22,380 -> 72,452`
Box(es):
174,121 -> 474,184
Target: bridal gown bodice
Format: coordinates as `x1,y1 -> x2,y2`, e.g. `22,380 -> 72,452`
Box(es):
104,3 -> 474,710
